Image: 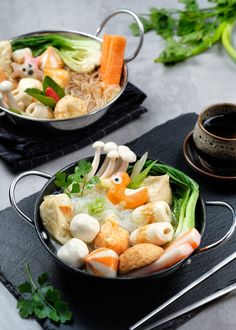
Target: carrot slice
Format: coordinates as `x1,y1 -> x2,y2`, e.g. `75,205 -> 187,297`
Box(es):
165,228 -> 201,251
100,34 -> 112,76
103,35 -> 126,86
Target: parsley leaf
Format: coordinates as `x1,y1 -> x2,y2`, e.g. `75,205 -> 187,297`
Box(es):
55,160 -> 100,197
129,0 -> 236,64
17,264 -> 72,324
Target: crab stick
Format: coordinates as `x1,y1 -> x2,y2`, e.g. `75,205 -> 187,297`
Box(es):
130,222 -> 174,246
100,34 -> 111,76
166,228 -> 201,251
85,248 -> 119,277
124,243 -> 194,277
102,35 -> 126,85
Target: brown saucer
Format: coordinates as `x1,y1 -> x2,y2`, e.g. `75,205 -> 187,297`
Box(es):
183,132 -> 236,181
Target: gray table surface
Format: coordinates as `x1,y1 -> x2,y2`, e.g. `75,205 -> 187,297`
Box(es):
0,0 -> 236,329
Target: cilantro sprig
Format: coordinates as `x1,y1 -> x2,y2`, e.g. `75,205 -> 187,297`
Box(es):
17,264 -> 72,323
130,0 -> 236,64
55,159 -> 100,197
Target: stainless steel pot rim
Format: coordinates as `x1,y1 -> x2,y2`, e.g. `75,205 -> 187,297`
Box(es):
2,29 -> 128,123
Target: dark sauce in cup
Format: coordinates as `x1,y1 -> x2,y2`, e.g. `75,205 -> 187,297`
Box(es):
203,112 -> 236,139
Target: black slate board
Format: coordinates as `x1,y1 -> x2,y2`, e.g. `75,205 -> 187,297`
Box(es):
1,113 -> 236,330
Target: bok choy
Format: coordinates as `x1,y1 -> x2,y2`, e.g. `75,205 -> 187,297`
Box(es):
11,34 -> 101,73
130,160 -> 199,239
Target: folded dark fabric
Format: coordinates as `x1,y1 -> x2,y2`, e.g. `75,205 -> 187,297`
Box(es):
0,82 -> 147,172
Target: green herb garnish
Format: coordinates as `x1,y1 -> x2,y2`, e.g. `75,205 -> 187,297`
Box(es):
17,263 -> 72,323
55,160 -> 100,197
88,197 -> 105,215
130,0 -> 236,64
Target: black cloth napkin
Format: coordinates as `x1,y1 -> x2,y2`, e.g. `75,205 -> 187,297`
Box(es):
0,82 -> 147,173
1,113 -> 236,330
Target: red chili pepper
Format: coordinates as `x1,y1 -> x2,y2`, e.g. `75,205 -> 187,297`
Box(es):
45,87 -> 60,102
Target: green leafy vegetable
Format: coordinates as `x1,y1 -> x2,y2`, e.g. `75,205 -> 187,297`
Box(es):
11,34 -> 101,73
25,88 -> 56,108
25,75 -> 66,108
43,75 -> 65,98
88,197 -> 105,215
128,161 -> 156,189
55,160 -> 100,197
148,161 -> 199,238
8,107 -> 22,115
130,160 -> 199,238
129,0 -> 236,64
17,264 -> 72,323
222,21 -> 236,61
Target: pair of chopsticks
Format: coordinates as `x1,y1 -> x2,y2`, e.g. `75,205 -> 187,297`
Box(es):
130,251 -> 236,330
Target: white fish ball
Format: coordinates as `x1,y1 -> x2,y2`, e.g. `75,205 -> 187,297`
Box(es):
70,213 -> 100,243
57,238 -> 89,268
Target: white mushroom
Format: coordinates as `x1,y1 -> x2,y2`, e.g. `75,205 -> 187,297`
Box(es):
70,214 -> 100,243
25,102 -> 54,119
0,80 -> 21,110
86,141 -> 104,180
0,92 -> 8,109
12,78 -> 43,111
57,238 -> 89,268
116,145 -> 137,172
96,142 -> 118,176
12,48 -> 32,64
100,150 -> 120,179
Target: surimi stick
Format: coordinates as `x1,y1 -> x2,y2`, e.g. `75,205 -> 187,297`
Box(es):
165,228 -> 201,251
103,35 -> 126,85
124,243 -> 194,277
100,34 -> 111,76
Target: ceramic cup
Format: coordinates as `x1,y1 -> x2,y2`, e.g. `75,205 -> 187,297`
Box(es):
193,103 -> 236,167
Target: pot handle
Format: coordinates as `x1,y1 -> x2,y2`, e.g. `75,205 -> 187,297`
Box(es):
196,201 -> 236,254
9,170 -> 52,227
95,9 -> 144,62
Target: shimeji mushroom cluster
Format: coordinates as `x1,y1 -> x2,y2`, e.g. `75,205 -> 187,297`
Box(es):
87,141 -> 137,180
0,80 -> 20,110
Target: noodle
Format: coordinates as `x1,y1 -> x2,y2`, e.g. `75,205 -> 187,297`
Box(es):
65,70 -> 121,113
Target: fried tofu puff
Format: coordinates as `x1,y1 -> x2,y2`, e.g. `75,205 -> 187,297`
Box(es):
94,218 -> 129,255
119,243 -> 164,274
54,95 -> 87,119
0,41 -> 12,76
86,248 -> 119,277
132,201 -> 172,226
40,193 -> 73,244
141,175 -> 172,205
